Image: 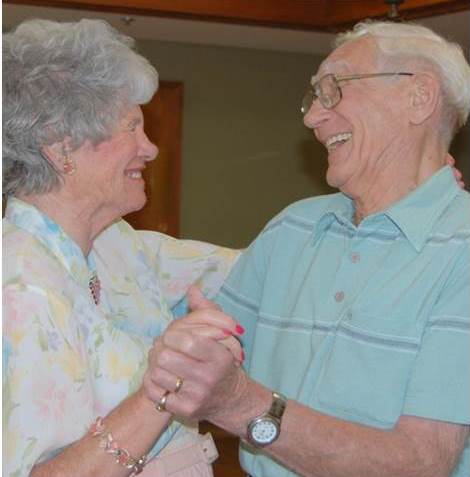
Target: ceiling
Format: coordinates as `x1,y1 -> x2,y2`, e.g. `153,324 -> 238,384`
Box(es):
3,3 -> 470,56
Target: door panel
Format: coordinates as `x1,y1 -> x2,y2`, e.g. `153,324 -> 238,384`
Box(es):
125,81 -> 183,237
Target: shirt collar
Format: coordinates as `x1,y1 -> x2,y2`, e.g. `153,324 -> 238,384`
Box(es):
313,166 -> 459,251
314,194 -> 355,237
5,197 -> 95,288
384,166 -> 460,252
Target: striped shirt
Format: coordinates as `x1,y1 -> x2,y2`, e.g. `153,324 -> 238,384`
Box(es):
217,165 -> 470,477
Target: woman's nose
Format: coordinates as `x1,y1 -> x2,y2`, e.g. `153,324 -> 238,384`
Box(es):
141,133 -> 158,161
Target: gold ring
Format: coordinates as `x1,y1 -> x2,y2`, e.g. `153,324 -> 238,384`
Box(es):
155,390 -> 170,412
174,377 -> 184,394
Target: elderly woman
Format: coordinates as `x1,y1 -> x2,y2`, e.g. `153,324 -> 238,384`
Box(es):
143,21 -> 470,477
3,19 -> 242,477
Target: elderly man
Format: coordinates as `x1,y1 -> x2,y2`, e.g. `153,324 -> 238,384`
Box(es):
144,21 -> 470,477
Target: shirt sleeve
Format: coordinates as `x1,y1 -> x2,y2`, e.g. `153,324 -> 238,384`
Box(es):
215,226 -> 276,365
3,284 -> 93,477
96,220 -> 240,310
403,247 -> 470,424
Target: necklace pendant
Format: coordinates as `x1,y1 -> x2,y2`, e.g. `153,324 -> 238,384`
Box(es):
89,273 -> 101,305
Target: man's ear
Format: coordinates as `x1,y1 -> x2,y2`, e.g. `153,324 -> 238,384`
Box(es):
407,72 -> 440,125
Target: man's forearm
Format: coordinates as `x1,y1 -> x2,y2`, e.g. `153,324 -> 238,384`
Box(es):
211,375 -> 468,477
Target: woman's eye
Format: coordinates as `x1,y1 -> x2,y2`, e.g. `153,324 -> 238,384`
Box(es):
127,120 -> 140,132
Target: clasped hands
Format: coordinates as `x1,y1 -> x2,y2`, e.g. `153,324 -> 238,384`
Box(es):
143,285 -> 247,421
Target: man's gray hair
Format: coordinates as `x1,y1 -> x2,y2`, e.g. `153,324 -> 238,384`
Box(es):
3,19 -> 159,196
335,21 -> 470,144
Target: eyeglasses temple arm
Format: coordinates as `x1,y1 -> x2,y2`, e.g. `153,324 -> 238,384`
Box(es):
335,72 -> 414,82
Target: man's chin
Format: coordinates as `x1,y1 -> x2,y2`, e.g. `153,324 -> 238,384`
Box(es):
325,167 -> 342,189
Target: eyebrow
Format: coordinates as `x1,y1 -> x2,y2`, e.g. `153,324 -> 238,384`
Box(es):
127,117 -> 142,128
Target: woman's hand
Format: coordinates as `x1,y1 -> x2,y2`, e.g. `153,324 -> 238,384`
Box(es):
180,286 -> 244,363
142,286 -> 247,419
446,153 -> 465,189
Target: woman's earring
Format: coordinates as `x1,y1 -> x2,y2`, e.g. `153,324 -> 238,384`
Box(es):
62,145 -> 76,175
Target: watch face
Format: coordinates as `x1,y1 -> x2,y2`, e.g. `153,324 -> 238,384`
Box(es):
250,418 -> 279,445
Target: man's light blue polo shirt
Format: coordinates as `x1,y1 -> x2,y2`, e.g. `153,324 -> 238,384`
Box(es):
217,166 -> 470,477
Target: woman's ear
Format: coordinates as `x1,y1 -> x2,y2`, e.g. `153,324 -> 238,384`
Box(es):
407,72 -> 440,125
42,139 -> 76,175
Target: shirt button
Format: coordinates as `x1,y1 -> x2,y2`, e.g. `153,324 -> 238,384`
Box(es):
350,252 -> 361,263
334,291 -> 345,302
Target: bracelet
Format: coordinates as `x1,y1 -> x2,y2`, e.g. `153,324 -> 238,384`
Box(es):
89,417 -> 148,476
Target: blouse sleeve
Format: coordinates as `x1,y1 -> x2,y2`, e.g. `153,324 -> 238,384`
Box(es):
138,230 -> 241,308
3,284 -> 93,477
96,220 -> 241,309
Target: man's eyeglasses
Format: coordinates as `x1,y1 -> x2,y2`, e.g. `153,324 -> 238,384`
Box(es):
301,72 -> 414,114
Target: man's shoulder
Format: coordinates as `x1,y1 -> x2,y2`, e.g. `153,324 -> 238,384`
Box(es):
436,188 -> 470,237
453,188 -> 470,222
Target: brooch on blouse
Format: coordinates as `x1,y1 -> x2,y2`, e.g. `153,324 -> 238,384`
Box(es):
89,273 -> 101,306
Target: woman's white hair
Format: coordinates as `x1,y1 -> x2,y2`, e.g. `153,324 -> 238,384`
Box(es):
3,19 -> 159,196
335,21 -> 470,144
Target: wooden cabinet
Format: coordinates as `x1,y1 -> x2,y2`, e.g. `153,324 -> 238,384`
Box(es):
6,0 -> 470,31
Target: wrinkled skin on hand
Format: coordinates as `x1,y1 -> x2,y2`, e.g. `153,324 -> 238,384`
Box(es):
143,286 -> 248,420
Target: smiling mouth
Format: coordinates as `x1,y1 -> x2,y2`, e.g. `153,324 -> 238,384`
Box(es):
325,132 -> 352,153
125,170 -> 144,179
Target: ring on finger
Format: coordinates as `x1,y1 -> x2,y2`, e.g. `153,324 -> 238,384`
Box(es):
155,390 -> 170,412
174,377 -> 184,394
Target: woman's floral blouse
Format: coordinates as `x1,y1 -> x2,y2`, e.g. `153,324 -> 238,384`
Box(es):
3,198 -> 239,477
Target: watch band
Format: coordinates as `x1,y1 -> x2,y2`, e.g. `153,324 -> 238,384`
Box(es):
270,392 -> 287,420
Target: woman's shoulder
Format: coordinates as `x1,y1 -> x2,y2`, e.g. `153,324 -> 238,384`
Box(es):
3,219 -> 64,286
94,219 -> 158,261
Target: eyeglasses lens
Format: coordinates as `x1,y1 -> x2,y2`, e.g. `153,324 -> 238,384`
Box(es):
319,75 -> 340,109
301,89 -> 315,115
301,75 -> 341,114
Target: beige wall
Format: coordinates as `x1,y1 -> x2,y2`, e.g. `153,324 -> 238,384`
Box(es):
139,39 -> 470,248
140,40 -> 332,247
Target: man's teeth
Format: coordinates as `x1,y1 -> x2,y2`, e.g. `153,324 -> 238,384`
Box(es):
325,133 -> 352,151
126,170 -> 142,179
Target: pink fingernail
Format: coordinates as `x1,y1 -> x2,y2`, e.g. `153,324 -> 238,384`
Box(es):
235,324 -> 245,335
222,328 -> 232,336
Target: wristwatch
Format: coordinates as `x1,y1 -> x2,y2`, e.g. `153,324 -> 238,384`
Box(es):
247,391 -> 287,447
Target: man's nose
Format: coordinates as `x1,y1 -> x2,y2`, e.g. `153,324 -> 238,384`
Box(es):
303,100 -> 331,130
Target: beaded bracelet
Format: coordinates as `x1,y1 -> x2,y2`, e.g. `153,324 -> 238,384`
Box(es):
89,417 -> 147,476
